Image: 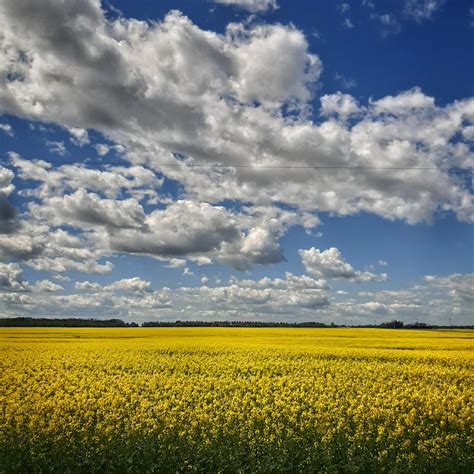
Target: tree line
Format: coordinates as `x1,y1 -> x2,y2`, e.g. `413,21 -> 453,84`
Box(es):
0,317 -> 472,329
0,317 -> 139,327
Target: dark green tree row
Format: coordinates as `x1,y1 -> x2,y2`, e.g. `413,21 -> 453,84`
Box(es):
0,317 -> 139,327
0,317 -> 471,329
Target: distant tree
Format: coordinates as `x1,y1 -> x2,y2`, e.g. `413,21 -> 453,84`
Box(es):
379,320 -> 404,329
0,317 -> 138,328
141,320 -> 330,328
405,322 -> 430,329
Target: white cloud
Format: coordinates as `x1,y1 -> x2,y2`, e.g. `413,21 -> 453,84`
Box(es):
0,2 -> 471,229
0,221 -> 113,274
103,201 -> 293,270
235,272 -> 328,290
404,0 -> 445,22
11,154 -> 162,200
230,23 -> 322,106
299,247 -> 387,282
0,123 -> 13,136
1,275 -> 172,319
94,143 -> 110,156
75,280 -> 102,292
30,190 -> 146,229
0,262 -> 28,291
107,277 -> 151,293
237,227 -> 283,265
46,140 -> 67,156
195,283 -> 329,312
321,92 -> 362,119
108,200 -> 241,258
370,87 -> 435,114
167,258 -> 187,269
68,127 -> 90,146
0,228 -> 44,260
462,125 -> 474,141
191,256 -> 213,266
32,279 -> 64,293
0,0 -> 472,280
27,257 -> 113,274
344,273 -> 474,325
424,273 -> 474,304
0,166 -> 14,195
0,267 -> 472,324
212,0 -> 278,13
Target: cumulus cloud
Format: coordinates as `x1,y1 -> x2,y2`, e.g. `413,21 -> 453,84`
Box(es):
68,127 -> 90,146
187,272 -> 331,313
320,92 -> 362,119
31,190 -> 146,229
107,277 -> 151,293
223,227 -> 284,269
299,247 -> 387,282
27,257 -> 113,274
75,280 -> 102,292
230,23 -> 322,105
212,0 -> 278,13
0,222 -> 112,274
0,123 -> 13,136
0,262 -> 28,291
0,266 -> 328,320
1,274 -> 172,319
370,87 -> 435,114
167,258 -> 187,269
94,143 -> 110,156
0,166 -> 15,196
32,279 -> 64,292
0,229 -> 45,260
46,140 -> 67,156
345,273 -> 474,325
0,0 -> 472,287
108,200 -> 241,258
11,154 -> 162,200
234,271 -> 328,290
0,0 -> 471,230
5,155 -> 308,271
0,266 -> 472,324
424,274 -> 474,304
200,284 -> 329,311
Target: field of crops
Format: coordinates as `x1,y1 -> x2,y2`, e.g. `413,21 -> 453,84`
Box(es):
1,328 -> 472,473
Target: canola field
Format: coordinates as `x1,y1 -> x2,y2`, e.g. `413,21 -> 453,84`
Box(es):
1,328 -> 473,473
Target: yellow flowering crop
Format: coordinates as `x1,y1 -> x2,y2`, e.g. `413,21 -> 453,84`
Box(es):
1,328 -> 472,472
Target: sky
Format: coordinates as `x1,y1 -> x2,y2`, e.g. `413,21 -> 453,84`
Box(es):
0,0 -> 473,325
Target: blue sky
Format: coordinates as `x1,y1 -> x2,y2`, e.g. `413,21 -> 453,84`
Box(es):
0,0 -> 472,324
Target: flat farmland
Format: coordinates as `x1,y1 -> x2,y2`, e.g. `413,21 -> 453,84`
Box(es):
1,328 -> 472,473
